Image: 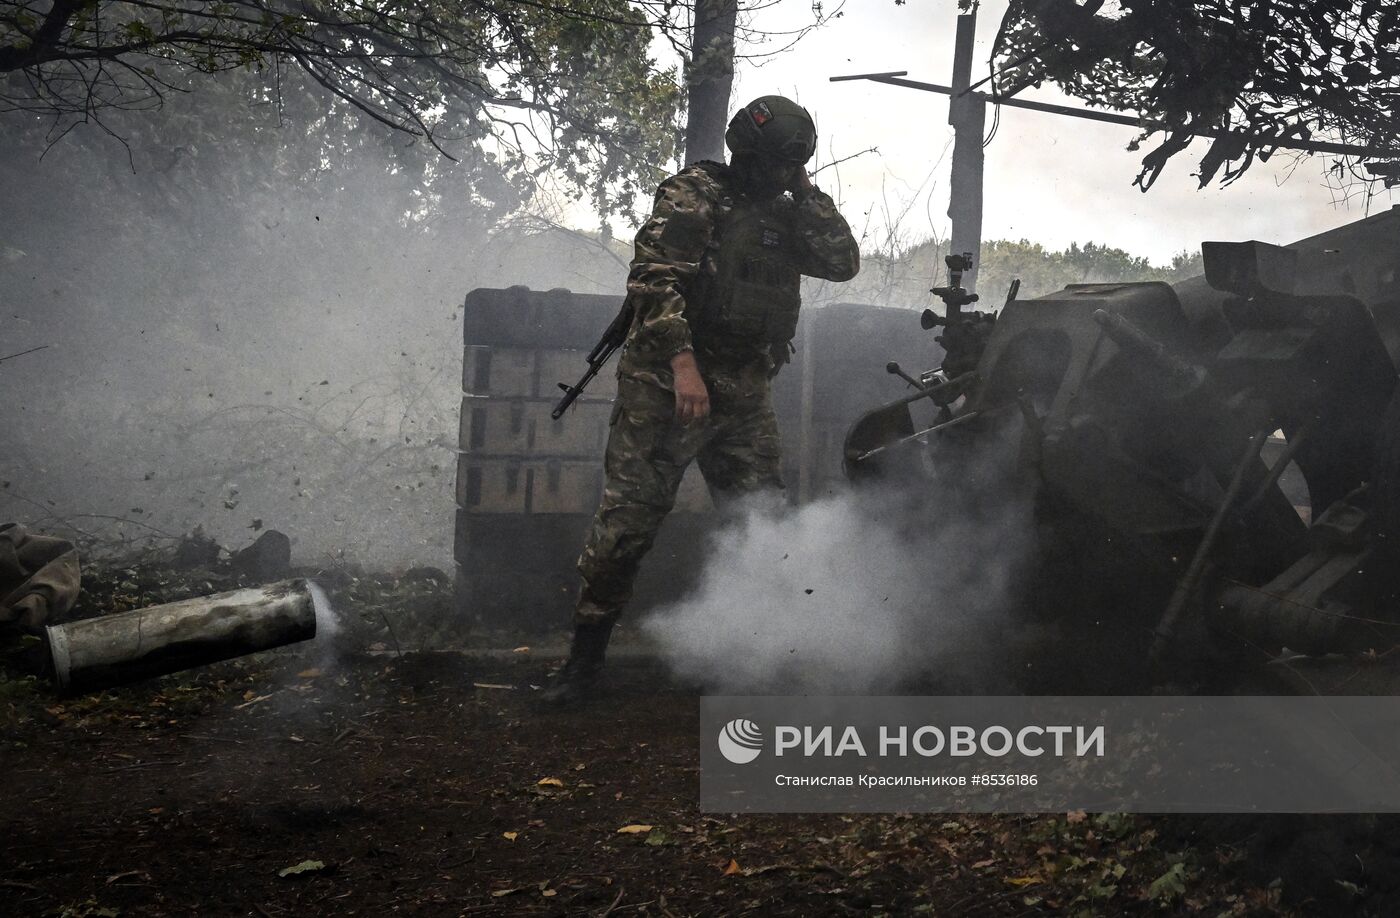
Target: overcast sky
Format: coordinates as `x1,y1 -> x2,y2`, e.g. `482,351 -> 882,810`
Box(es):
717,0 -> 1396,264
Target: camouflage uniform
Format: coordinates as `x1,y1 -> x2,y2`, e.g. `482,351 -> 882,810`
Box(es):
575,162 -> 860,624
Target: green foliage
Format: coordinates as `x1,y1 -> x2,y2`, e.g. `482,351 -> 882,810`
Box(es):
987,0 -> 1400,190
0,0 -> 684,214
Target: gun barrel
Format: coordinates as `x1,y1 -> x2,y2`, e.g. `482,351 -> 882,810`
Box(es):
1091,308 -> 1206,392
551,377 -> 589,420
552,357 -> 609,420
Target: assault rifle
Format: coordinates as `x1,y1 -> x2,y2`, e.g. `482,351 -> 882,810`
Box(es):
552,301 -> 633,420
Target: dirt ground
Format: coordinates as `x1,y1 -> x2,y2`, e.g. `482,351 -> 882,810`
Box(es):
0,567 -> 1391,917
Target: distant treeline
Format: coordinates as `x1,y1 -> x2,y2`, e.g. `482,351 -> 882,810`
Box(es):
814,237 -> 1204,312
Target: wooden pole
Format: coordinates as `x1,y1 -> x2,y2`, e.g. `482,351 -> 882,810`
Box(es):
946,12 -> 986,295
798,312 -> 816,503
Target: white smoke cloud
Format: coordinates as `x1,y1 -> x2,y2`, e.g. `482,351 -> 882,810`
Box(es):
641,452 -> 1037,694
306,579 -> 342,641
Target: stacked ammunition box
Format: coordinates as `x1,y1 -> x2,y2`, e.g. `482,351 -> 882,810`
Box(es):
456,286 -> 939,632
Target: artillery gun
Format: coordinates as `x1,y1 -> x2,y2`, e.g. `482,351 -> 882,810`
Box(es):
845,207 -> 1400,686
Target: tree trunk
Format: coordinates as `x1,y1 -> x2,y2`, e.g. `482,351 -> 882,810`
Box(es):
684,0 -> 739,165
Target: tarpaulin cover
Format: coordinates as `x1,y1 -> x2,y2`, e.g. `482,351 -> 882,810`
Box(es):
0,522 -> 80,632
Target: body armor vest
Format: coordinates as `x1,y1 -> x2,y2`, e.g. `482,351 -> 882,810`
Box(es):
686,184 -> 803,356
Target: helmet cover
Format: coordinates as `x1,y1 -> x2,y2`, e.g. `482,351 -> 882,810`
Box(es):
725,95 -> 817,164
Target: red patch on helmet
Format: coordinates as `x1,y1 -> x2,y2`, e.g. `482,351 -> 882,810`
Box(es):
751,102 -> 773,125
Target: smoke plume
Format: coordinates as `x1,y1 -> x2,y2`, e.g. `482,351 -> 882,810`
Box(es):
641,438 -> 1037,694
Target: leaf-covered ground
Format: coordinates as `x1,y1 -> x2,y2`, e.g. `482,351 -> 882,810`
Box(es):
0,564 -> 1390,916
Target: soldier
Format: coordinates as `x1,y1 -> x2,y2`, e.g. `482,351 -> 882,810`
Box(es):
544,95 -> 860,703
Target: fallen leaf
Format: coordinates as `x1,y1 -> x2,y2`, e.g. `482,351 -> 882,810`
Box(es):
1147,862 -> 1188,902
617,824 -> 653,834
971,858 -> 996,869
644,829 -> 672,846
512,646 -> 530,653
723,859 -> 742,876
503,831 -> 518,842
80,908 -> 118,918
473,682 -> 515,690
1087,881 -> 1118,900
491,887 -> 524,898
297,668 -> 323,679
542,888 -> 558,897
744,865 -> 788,876
1006,876 -> 1041,887
278,859 -> 329,878
1066,809 -> 1087,824
537,777 -> 564,787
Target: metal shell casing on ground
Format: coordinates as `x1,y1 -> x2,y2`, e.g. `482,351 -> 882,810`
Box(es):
44,579 -> 317,694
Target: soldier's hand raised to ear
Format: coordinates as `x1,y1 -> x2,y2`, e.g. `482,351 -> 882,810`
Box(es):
670,350 -> 710,423
787,167 -> 815,198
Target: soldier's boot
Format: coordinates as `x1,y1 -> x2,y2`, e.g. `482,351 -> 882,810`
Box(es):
540,621 -> 614,706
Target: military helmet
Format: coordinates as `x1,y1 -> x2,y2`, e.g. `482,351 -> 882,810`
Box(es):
725,95 -> 817,164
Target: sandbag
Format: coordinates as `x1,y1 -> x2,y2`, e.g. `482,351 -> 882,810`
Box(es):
0,522 -> 80,632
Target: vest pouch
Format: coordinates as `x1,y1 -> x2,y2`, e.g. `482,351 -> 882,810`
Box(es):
691,200 -> 804,349
760,266 -> 801,345
723,277 -> 776,339
765,289 -> 801,345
